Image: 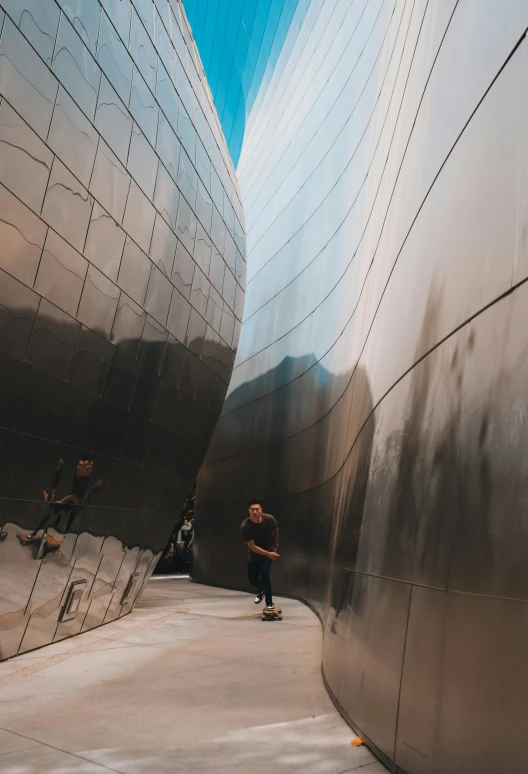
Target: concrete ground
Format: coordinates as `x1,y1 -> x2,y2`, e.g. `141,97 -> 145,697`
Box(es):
0,579 -> 387,773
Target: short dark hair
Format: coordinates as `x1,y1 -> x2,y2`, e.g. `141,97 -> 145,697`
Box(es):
248,499 -> 263,508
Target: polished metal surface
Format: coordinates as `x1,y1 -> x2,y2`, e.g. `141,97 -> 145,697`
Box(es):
0,0 -> 245,660
193,1 -> 528,771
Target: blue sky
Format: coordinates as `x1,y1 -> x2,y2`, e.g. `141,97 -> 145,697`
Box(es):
183,0 -> 300,167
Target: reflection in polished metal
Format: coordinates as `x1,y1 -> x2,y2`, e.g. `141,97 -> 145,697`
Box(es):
59,578 -> 87,623
0,0 -> 245,661
183,0 -> 301,166
193,2 -> 528,772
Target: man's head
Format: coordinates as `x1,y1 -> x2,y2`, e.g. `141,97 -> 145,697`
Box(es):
248,499 -> 263,522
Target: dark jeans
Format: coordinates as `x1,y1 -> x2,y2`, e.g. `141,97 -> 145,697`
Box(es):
248,557 -> 273,606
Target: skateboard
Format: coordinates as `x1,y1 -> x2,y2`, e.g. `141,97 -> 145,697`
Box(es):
262,604 -> 282,621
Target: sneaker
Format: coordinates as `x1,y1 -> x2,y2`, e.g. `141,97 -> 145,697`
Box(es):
266,604 -> 275,611
254,591 -> 264,604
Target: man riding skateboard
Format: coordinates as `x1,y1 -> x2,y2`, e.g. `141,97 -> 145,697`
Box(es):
241,500 -> 279,612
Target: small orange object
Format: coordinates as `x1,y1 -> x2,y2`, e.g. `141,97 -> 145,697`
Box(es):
351,737 -> 364,747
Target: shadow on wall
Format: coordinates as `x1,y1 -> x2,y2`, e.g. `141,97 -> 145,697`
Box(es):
192,352 -> 369,600
193,280 -> 528,771
195,286 -> 456,603
320,285 -> 468,764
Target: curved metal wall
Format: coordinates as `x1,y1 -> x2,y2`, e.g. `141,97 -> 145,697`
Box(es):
194,1 -> 528,771
183,0 -> 301,166
0,0 -> 245,660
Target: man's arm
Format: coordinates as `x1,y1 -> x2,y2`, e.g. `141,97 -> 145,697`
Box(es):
272,526 -> 279,551
246,540 -> 279,559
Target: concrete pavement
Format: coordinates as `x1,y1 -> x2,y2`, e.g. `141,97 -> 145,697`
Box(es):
0,579 -> 387,773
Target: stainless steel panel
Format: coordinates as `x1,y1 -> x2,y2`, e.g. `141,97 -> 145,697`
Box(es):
18,554 -> 75,654
145,263 -> 172,326
60,387 -> 104,449
104,347 -> 140,409
178,147 -> 198,208
41,158 -> 94,252
356,331 -> 466,588
206,285 -> 223,333
448,281 -> 528,600
53,13 -> 100,122
48,86 -> 99,188
111,292 -> 146,358
186,308 -> 206,356
190,266 -> 210,317
0,16 -> 58,138
139,315 -> 168,374
193,2 -> 528,772
150,213 -> 177,278
84,202 -> 126,282
34,230 -> 88,318
153,161 -> 180,230
81,550 -> 124,632
103,0 -> 132,44
156,108 -> 181,180
128,123 -> 158,200
0,0 -> 244,663
55,0 -> 101,55
171,239 -> 195,299
122,182 -> 156,253
0,562 -> 40,659
103,546 -> 141,623
77,266 -> 120,338
194,222 -> 212,275
178,102 -> 195,161
129,64 -> 159,145
4,437 -> 61,501
324,573 -> 410,761
69,326 -> 113,396
25,299 -> 80,380
0,99 -> 53,213
397,587 -> 528,774
94,75 -> 133,166
1,0 -> 59,65
54,551 -> 101,641
15,370 -> 71,441
167,286 -> 191,341
196,180 -> 213,233
129,9 -> 157,92
97,10 -> 133,105
176,193 -> 197,256
0,356 -> 31,431
0,184 -> 47,286
90,139 -> 131,223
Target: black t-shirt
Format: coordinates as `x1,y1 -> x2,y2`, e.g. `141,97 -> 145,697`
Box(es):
240,513 -> 278,560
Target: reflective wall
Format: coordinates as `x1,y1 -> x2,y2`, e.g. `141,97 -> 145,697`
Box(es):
193,1 -> 528,771
183,0 -> 300,165
0,0 -> 245,660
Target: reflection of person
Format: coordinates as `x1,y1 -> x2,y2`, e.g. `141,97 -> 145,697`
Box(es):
18,458 -> 102,550
181,519 -> 193,550
43,456 -> 64,502
240,500 -> 279,611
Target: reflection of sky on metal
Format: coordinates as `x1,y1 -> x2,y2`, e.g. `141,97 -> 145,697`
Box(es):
230,0 -> 391,388
183,0 -> 300,167
186,0 -> 379,399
